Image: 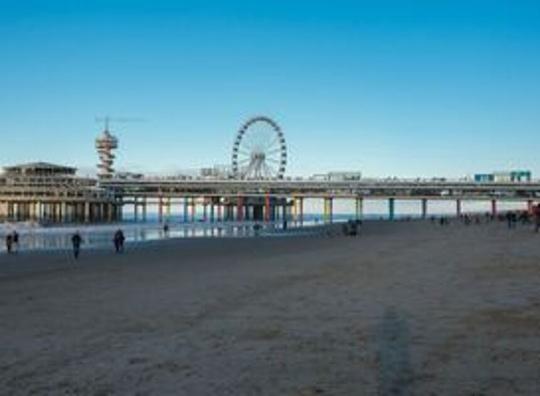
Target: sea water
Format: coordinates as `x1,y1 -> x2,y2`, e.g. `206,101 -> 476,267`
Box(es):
0,199 -> 529,252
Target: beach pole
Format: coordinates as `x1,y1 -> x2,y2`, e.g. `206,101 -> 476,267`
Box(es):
456,199 -> 462,217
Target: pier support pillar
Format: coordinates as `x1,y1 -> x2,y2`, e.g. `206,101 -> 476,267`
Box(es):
107,203 -> 114,222
203,199 -> 208,222
292,197 -> 304,223
298,197 -> 304,224
355,197 -> 364,221
84,202 -> 90,223
389,198 -> 395,221
491,199 -> 497,217
323,197 -> 333,223
134,199 -> 139,222
456,199 -> 462,217
421,199 -> 427,219
158,198 -> 163,223
61,202 -> 67,222
210,201 -> 215,222
183,197 -> 188,222
28,202 -> 35,220
0,202 -> 6,219
237,196 -> 244,222
527,199 -> 534,214
142,198 -> 147,222
191,197 -> 196,222
217,201 -> 222,222
265,194 -> 271,222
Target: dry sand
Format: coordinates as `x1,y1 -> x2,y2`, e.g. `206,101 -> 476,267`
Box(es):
1,220 -> 539,395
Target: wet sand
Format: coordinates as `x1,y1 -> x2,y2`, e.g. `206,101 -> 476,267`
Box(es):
1,220 -> 539,395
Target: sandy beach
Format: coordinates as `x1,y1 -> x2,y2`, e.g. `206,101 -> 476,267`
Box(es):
1,220 -> 539,395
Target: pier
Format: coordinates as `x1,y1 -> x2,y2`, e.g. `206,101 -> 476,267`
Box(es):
101,178 -> 540,223
1,118 -> 538,224
2,167 -> 537,224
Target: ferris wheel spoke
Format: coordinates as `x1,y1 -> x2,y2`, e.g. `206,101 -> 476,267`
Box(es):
263,162 -> 276,178
265,148 -> 283,156
239,142 -> 255,152
266,136 -> 280,150
237,150 -> 252,157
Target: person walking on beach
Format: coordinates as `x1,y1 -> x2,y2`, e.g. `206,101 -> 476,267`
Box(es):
506,212 -> 513,229
163,223 -> 170,237
12,230 -> 19,253
113,229 -> 125,253
71,231 -> 83,260
5,233 -> 13,254
534,205 -> 540,233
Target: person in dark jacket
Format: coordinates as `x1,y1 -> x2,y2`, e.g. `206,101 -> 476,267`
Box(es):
5,234 -> 13,254
71,231 -> 83,259
113,229 -> 125,253
12,231 -> 19,253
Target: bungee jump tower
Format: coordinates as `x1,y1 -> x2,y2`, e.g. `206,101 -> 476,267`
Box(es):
95,120 -> 119,179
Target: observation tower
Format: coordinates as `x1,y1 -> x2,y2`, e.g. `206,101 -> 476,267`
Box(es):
95,122 -> 118,179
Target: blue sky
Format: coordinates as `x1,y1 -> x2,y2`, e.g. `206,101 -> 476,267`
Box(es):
1,0 -> 539,177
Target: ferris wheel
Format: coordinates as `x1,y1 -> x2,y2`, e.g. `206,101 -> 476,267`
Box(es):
232,116 -> 287,180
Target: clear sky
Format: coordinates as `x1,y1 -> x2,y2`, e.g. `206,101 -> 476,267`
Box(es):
1,0 -> 539,178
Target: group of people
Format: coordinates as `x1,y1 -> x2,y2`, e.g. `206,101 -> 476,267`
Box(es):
432,206 -> 540,231
5,224 -> 177,258
70,228 -> 126,259
4,230 -> 19,254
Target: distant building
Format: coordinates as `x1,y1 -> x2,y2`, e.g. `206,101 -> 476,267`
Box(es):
115,171 -> 144,180
199,165 -> 232,179
0,162 -> 119,222
474,174 -> 494,183
3,162 -> 76,176
474,170 -> 531,183
310,171 -> 362,181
